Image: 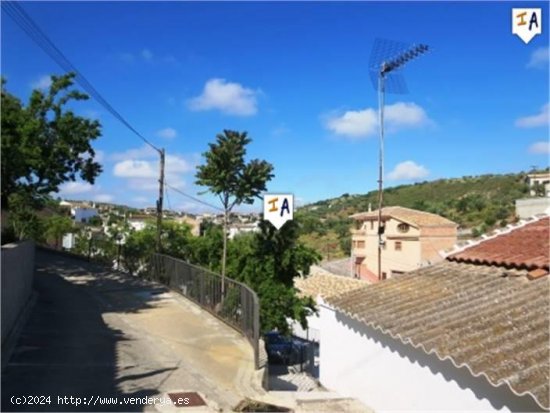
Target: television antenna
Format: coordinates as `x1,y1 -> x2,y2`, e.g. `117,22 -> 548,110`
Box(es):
369,38 -> 430,281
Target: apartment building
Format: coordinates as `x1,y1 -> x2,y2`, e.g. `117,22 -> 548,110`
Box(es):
350,206 -> 457,281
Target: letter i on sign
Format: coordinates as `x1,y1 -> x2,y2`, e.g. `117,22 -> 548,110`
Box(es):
512,8 -> 542,44
263,194 -> 294,229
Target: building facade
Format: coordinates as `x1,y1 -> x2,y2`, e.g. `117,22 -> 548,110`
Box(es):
350,206 -> 457,281
527,172 -> 550,196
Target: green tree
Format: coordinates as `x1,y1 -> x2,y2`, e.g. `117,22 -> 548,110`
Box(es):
1,74 -> 102,207
225,220 -> 321,333
195,130 -> 274,292
44,215 -> 74,249
189,224 -> 224,271
5,193 -> 45,242
123,221 -> 193,275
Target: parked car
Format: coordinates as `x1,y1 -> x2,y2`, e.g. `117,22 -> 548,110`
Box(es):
264,332 -> 308,365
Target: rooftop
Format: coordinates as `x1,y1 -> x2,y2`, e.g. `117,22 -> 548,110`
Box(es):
325,215 -> 550,409
448,217 -> 550,272
295,272 -> 367,300
350,206 -> 457,228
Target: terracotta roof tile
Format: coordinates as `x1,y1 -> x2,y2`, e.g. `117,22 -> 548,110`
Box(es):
350,206 -> 457,227
448,217 -> 549,270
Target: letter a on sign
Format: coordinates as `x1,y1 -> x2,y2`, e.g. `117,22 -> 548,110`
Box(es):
263,194 -> 293,230
512,8 -> 542,44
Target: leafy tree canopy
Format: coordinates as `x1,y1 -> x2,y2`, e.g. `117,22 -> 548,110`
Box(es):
1,73 -> 102,207
195,129 -> 274,280
195,130 -> 274,210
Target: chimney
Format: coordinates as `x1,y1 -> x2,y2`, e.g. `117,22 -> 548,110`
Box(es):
368,203 -> 372,212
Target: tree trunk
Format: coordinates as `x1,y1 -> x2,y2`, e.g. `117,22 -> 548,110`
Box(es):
221,209 -> 228,298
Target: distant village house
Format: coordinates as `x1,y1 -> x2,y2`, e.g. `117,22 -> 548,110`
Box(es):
350,206 -> 457,282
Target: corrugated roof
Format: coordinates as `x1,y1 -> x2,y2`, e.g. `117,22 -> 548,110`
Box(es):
350,206 -> 457,227
325,261 -> 550,409
448,217 -> 550,271
295,272 -> 368,300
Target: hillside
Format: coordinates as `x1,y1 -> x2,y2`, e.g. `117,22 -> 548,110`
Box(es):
296,171 -> 539,259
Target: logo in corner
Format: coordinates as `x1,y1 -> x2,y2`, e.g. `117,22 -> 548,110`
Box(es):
263,194 -> 293,230
512,8 -> 542,44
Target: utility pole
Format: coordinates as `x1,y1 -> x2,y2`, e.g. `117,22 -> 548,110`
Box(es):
157,148 -> 165,253
370,39 -> 429,281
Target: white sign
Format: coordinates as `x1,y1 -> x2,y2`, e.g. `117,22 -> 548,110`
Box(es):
263,194 -> 293,230
512,8 -> 542,44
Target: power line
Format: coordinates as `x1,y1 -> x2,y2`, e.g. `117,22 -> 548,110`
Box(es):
2,1 -> 161,154
164,182 -> 223,212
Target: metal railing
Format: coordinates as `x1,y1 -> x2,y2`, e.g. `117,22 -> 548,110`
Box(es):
149,253 -> 261,369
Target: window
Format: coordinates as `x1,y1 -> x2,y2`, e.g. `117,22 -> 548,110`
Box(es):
357,240 -> 365,248
395,241 -> 402,251
397,223 -> 410,233
370,221 -> 374,230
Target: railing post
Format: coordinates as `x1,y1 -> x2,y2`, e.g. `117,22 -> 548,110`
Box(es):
253,292 -> 260,369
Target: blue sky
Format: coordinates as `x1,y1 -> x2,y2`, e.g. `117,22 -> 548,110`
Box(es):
2,1 -> 549,213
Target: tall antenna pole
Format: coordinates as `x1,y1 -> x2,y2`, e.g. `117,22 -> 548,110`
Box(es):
377,71 -> 386,281
157,148 -> 165,253
369,40 -> 429,281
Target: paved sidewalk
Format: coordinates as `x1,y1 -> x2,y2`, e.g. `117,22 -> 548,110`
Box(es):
2,250 -> 264,412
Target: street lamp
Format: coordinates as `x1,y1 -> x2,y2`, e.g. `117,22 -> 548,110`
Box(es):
370,39 -> 429,281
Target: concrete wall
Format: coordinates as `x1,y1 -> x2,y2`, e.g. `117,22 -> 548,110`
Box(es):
1,241 -> 35,345
319,301 -> 541,412
515,198 -> 550,219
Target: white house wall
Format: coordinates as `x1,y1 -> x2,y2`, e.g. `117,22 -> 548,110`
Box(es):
319,301 -> 541,412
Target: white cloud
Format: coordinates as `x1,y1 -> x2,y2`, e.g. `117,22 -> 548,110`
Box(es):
94,194 -> 114,203
141,49 -> 153,60
387,161 -> 429,181
325,102 -> 430,139
515,104 -> 549,128
527,47 -> 549,69
112,146 -> 194,192
114,160 -> 158,179
58,181 -> 95,195
385,102 -> 429,129
528,141 -> 550,155
31,75 -> 52,90
156,127 -> 177,140
165,154 -> 193,175
325,108 -> 378,138
187,78 -> 258,116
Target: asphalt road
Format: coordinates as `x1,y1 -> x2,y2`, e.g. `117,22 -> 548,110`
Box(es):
1,250 -> 261,412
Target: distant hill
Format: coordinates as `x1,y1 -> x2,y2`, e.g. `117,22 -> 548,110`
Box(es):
296,171 -> 540,260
